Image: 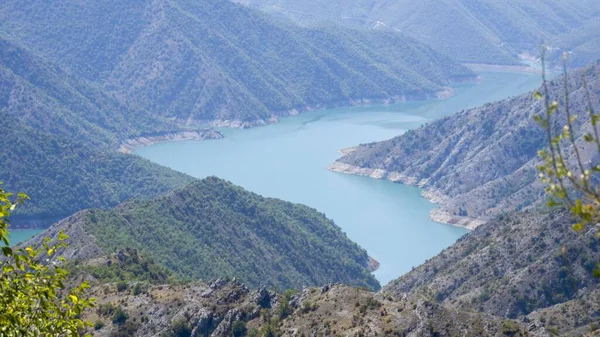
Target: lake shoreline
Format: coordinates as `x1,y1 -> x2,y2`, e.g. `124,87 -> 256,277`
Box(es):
464,63 -> 541,74
327,160 -> 485,231
118,130 -> 224,154
125,88 -> 461,154
213,88 -> 459,128
136,70 -> 540,284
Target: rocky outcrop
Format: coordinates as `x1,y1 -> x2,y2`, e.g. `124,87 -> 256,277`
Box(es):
384,210 -> 600,323
84,279 -> 530,337
331,61 -> 600,229
118,130 -> 224,153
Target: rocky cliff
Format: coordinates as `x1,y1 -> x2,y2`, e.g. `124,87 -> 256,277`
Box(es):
80,277 -> 529,337
331,61 -> 600,228
384,210 -> 600,334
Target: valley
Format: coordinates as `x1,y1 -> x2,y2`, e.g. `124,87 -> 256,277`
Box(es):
1,0 -> 599,335
136,70 -> 543,285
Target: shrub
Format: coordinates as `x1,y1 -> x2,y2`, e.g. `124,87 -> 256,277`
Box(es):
112,306 -> 129,325
232,320 -> 248,337
94,320 -> 105,330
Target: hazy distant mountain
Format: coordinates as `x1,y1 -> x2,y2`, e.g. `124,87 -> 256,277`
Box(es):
235,0 -> 600,66
0,113 -> 195,218
0,0 -> 473,127
36,177 -> 381,290
0,0 -> 475,219
330,61 -> 600,227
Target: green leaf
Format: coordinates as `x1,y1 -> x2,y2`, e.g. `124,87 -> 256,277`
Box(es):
2,246 -> 13,257
58,232 -> 69,241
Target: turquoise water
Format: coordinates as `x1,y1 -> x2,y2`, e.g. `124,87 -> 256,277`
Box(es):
137,71 -> 543,285
8,229 -> 44,246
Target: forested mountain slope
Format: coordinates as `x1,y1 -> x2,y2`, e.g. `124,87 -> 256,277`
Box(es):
331,61 -> 600,227
0,36 -> 200,219
0,35 -> 181,148
48,211 -> 600,335
0,114 -> 194,218
0,0 -> 473,127
236,0 -> 600,66
33,177 -> 380,291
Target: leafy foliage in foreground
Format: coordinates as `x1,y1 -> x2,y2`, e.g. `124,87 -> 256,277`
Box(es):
72,177 -> 380,291
536,57 -> 600,235
0,185 -> 94,336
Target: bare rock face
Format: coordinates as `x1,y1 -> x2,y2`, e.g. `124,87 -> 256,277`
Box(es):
210,308 -> 243,337
85,279 -> 529,337
190,308 -> 214,337
253,286 -> 275,308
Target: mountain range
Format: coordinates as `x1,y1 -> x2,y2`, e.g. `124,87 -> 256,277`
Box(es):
235,0 -> 600,67
0,0 -> 474,221
43,209 -> 600,336
0,0 -> 473,128
3,0 -> 600,336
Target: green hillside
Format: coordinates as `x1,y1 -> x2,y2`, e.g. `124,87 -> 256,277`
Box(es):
0,36 -> 196,219
236,0 -> 600,66
48,177 -> 381,290
0,35 -> 181,148
0,0 -> 473,126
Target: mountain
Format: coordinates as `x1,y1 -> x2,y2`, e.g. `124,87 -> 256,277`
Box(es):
383,209 -> 600,335
548,19 -> 600,68
0,36 -> 211,220
0,34 -> 181,148
72,277 -> 525,337
61,208 -> 600,336
235,0 -> 600,66
330,61 -> 600,228
0,115 -> 196,219
33,177 -> 381,291
39,204 -> 600,336
0,0 -> 474,128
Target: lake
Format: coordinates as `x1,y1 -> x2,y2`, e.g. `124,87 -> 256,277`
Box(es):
137,71 -> 543,285
8,229 -> 44,246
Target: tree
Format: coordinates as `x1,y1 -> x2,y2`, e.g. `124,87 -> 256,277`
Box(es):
0,183 -> 94,336
535,53 -> 600,236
